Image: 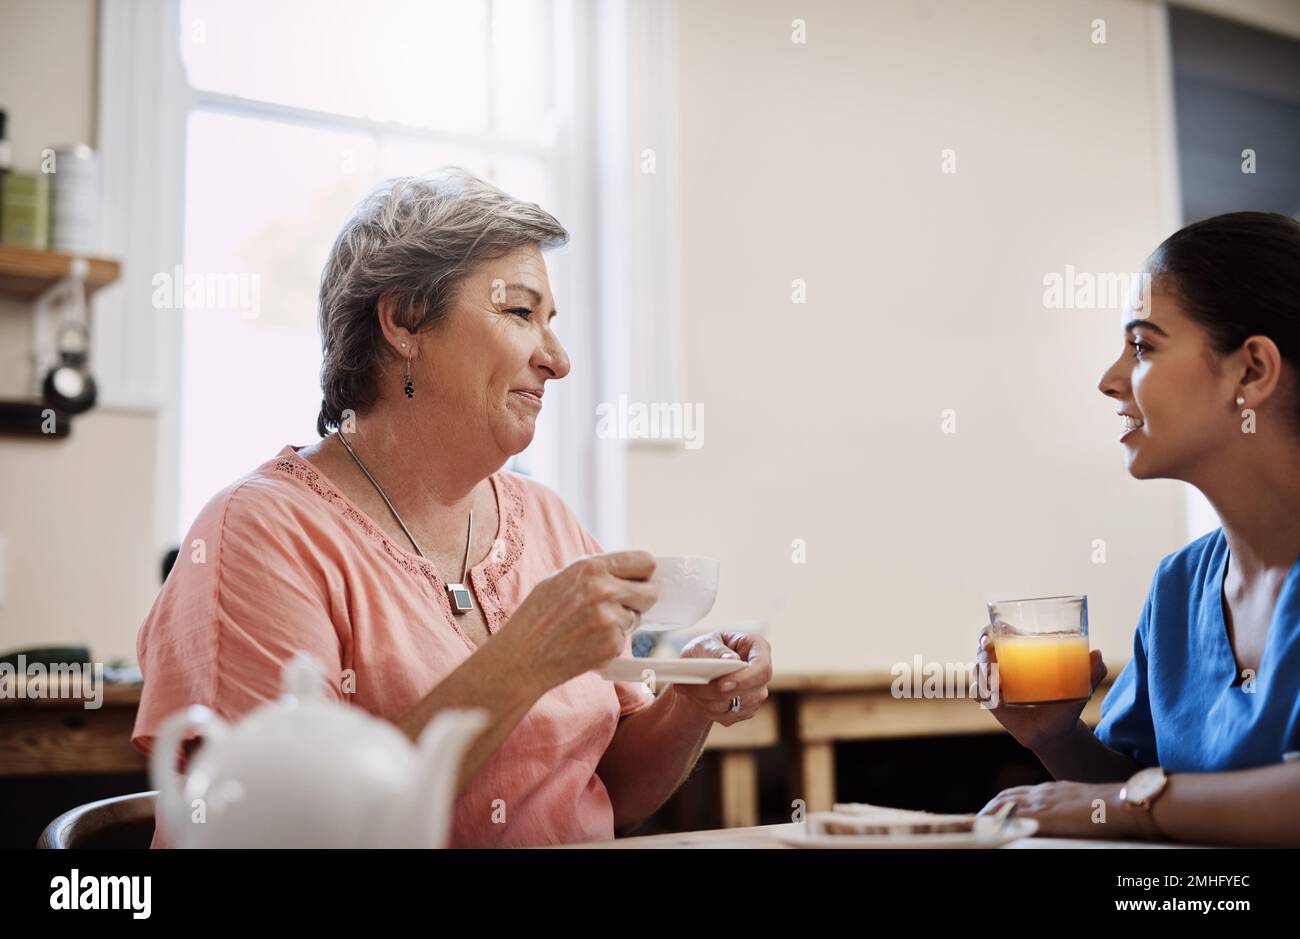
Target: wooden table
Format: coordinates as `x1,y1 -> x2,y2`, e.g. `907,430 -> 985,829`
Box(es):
569,821 -> 1191,849
0,679 -> 145,776
768,671 -> 1118,814
698,700 -> 779,828
1,671 -> 1116,835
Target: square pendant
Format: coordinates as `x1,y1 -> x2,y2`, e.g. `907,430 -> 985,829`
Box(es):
446,583 -> 474,613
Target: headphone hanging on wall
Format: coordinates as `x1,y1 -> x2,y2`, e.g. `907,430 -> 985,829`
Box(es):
42,319 -> 98,415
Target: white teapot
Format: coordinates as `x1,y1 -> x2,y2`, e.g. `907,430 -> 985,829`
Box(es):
150,653 -> 487,848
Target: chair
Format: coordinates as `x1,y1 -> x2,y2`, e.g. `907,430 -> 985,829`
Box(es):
36,791 -> 157,848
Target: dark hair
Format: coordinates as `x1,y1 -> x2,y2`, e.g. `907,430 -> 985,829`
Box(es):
1147,212 -> 1300,422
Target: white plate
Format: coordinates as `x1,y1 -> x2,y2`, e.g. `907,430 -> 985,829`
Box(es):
772,817 -> 1039,849
597,656 -> 746,685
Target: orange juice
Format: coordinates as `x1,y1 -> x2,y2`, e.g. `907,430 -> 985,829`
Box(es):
992,634 -> 1091,704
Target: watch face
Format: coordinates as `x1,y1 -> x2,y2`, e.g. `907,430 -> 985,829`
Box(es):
1126,767 -> 1166,803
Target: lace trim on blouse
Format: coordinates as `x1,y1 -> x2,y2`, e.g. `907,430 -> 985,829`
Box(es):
271,454 -> 526,625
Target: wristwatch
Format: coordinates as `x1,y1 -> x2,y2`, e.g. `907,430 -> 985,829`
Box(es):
1119,766 -> 1170,839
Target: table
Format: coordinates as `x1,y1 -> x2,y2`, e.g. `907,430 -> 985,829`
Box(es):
0,679 -> 145,776
568,821 -> 1191,849
2,672 -> 1116,830
696,698 -> 779,828
766,671 -> 1117,814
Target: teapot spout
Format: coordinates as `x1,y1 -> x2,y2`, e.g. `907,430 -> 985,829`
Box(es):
390,708 -> 489,848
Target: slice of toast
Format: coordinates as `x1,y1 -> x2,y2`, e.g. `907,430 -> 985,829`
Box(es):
809,803 -> 977,836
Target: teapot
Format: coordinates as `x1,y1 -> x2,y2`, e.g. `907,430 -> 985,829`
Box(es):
149,653 -> 487,848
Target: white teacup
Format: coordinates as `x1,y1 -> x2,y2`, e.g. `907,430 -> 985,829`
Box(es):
640,556 -> 720,631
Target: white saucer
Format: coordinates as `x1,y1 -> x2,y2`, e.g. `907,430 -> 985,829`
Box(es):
772,817 -> 1038,849
597,656 -> 746,685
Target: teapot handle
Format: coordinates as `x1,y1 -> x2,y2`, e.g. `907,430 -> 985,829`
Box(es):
412,708 -> 490,848
149,704 -> 228,848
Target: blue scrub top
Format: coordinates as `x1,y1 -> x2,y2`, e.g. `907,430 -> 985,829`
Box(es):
1095,528 -> 1300,771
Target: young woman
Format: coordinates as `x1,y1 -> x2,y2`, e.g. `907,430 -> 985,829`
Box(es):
977,212 -> 1300,847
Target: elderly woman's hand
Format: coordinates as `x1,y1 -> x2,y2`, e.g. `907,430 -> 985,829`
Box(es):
501,551 -> 658,694
668,631 -> 772,726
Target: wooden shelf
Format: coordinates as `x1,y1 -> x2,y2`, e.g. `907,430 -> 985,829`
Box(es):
0,400 -> 72,438
0,244 -> 121,300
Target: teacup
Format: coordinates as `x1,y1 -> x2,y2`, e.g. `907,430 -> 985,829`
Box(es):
640,556 -> 720,631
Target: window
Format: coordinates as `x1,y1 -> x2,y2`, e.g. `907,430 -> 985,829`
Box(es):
173,0 -> 570,536
1169,5 -> 1300,222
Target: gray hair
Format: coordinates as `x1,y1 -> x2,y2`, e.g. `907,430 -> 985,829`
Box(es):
315,169 -> 569,436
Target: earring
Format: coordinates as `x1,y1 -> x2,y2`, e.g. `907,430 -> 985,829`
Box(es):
1236,395 -> 1246,407
404,357 -> 414,399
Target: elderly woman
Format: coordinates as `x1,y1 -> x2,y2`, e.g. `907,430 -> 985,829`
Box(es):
133,170 -> 773,848
976,212 -> 1300,846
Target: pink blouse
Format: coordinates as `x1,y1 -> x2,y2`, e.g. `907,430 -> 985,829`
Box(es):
132,445 -> 654,848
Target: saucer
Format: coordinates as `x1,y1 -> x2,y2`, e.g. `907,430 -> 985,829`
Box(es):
597,656 -> 746,685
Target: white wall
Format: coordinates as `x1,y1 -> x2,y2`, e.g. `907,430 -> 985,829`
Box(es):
627,0 -> 1202,673
0,0 -> 160,663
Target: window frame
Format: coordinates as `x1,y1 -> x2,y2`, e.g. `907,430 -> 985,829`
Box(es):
96,0 -> 678,554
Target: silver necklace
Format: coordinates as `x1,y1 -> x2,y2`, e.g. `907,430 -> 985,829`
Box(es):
335,432 -> 475,614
